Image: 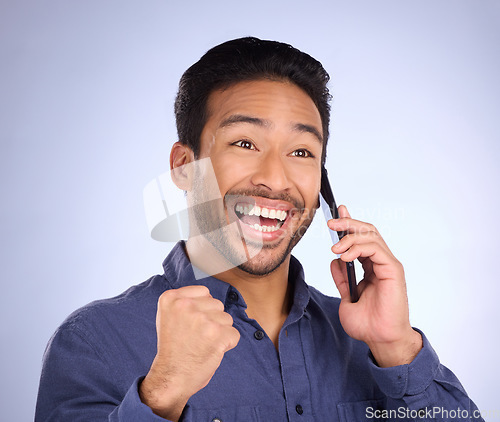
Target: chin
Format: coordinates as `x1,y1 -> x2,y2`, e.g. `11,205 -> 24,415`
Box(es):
235,237 -> 295,276
236,255 -> 286,276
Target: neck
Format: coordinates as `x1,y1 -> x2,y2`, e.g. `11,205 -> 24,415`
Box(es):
221,256 -> 292,320
185,236 -> 292,349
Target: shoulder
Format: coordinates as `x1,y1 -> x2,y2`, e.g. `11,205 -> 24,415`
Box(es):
43,274 -> 170,371
57,274 -> 168,341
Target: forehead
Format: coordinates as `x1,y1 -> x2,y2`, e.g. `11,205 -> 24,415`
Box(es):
205,79 -> 322,132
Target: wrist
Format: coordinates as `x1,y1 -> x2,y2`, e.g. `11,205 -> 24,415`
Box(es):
139,369 -> 189,421
368,328 -> 423,368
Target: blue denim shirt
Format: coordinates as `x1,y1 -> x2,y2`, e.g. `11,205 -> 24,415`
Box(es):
36,241 -> 483,421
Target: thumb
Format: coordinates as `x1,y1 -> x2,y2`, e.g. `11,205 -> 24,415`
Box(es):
330,258 -> 350,301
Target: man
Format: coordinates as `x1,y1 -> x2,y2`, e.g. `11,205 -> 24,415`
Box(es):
36,37 -> 483,421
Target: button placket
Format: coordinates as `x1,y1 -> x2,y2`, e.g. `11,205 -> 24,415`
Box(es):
280,321 -> 312,421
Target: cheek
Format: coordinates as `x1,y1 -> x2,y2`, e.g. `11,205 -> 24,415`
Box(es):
210,155 -> 256,192
292,171 -> 320,209
211,153 -> 259,184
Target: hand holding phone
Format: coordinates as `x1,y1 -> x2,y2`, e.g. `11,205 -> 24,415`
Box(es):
319,166 -> 359,303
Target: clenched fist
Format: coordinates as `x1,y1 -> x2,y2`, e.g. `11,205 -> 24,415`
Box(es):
139,285 -> 240,421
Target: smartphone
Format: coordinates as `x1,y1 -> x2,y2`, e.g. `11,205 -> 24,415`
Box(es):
319,166 -> 359,303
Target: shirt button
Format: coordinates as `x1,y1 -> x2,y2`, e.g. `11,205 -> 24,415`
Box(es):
227,291 -> 238,303
296,404 -> 304,415
254,330 -> 265,340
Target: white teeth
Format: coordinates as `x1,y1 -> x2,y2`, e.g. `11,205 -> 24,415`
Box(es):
250,223 -> 279,232
277,210 -> 287,221
235,204 -> 288,222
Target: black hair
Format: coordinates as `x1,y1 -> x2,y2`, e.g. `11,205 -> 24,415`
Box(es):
174,37 -> 331,164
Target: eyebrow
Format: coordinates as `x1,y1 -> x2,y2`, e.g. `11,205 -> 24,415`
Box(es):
219,114 -> 323,144
292,123 -> 323,144
219,114 -> 270,129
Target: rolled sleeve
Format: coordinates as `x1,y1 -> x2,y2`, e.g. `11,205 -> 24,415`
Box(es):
368,328 -> 439,400
110,377 -> 173,421
367,328 -> 484,421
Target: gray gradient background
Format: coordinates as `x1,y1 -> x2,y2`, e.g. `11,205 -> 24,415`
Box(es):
1,0 -> 499,420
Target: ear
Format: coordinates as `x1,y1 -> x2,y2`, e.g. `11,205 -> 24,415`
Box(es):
170,142 -> 195,191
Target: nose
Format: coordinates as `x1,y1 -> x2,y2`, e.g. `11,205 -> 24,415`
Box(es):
250,151 -> 292,192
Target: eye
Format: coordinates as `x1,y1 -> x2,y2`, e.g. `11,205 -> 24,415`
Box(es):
291,148 -> 314,158
232,139 -> 256,150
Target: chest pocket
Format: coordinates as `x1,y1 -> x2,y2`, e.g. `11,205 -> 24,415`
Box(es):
337,399 -> 387,422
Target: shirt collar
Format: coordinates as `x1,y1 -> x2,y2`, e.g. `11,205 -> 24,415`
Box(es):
162,241 -> 236,307
162,241 -> 311,315
287,254 -> 312,321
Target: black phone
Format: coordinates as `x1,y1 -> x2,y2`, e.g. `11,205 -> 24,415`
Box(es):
319,166 -> 359,303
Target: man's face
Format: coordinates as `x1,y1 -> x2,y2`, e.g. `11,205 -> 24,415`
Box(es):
189,79 -> 323,275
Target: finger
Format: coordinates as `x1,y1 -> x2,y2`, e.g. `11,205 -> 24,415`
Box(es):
158,286 -> 212,310
207,309 -> 235,326
178,285 -> 213,297
355,276 -> 369,296
332,231 -> 392,256
339,243 -> 402,279
159,294 -> 223,316
221,326 -> 241,353
339,242 -> 385,264
338,204 -> 351,219
330,258 -> 350,301
192,296 -> 226,313
160,285 -> 212,303
359,256 -> 373,275
328,217 -> 379,235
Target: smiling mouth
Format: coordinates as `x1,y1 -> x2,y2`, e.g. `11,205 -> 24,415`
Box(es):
234,203 -> 288,233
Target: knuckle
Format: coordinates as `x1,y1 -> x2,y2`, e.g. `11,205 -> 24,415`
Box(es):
342,233 -> 352,243
185,285 -> 211,297
197,285 -> 211,295
174,297 -> 194,312
223,312 -> 234,325
193,309 -> 210,324
158,289 -> 175,307
350,244 -> 360,253
232,326 -> 241,339
231,327 -> 241,345
394,259 -> 404,272
212,298 -> 225,311
220,327 -> 240,352
204,320 -> 221,339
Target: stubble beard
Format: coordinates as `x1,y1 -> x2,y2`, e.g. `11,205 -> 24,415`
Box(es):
190,190 -> 316,276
